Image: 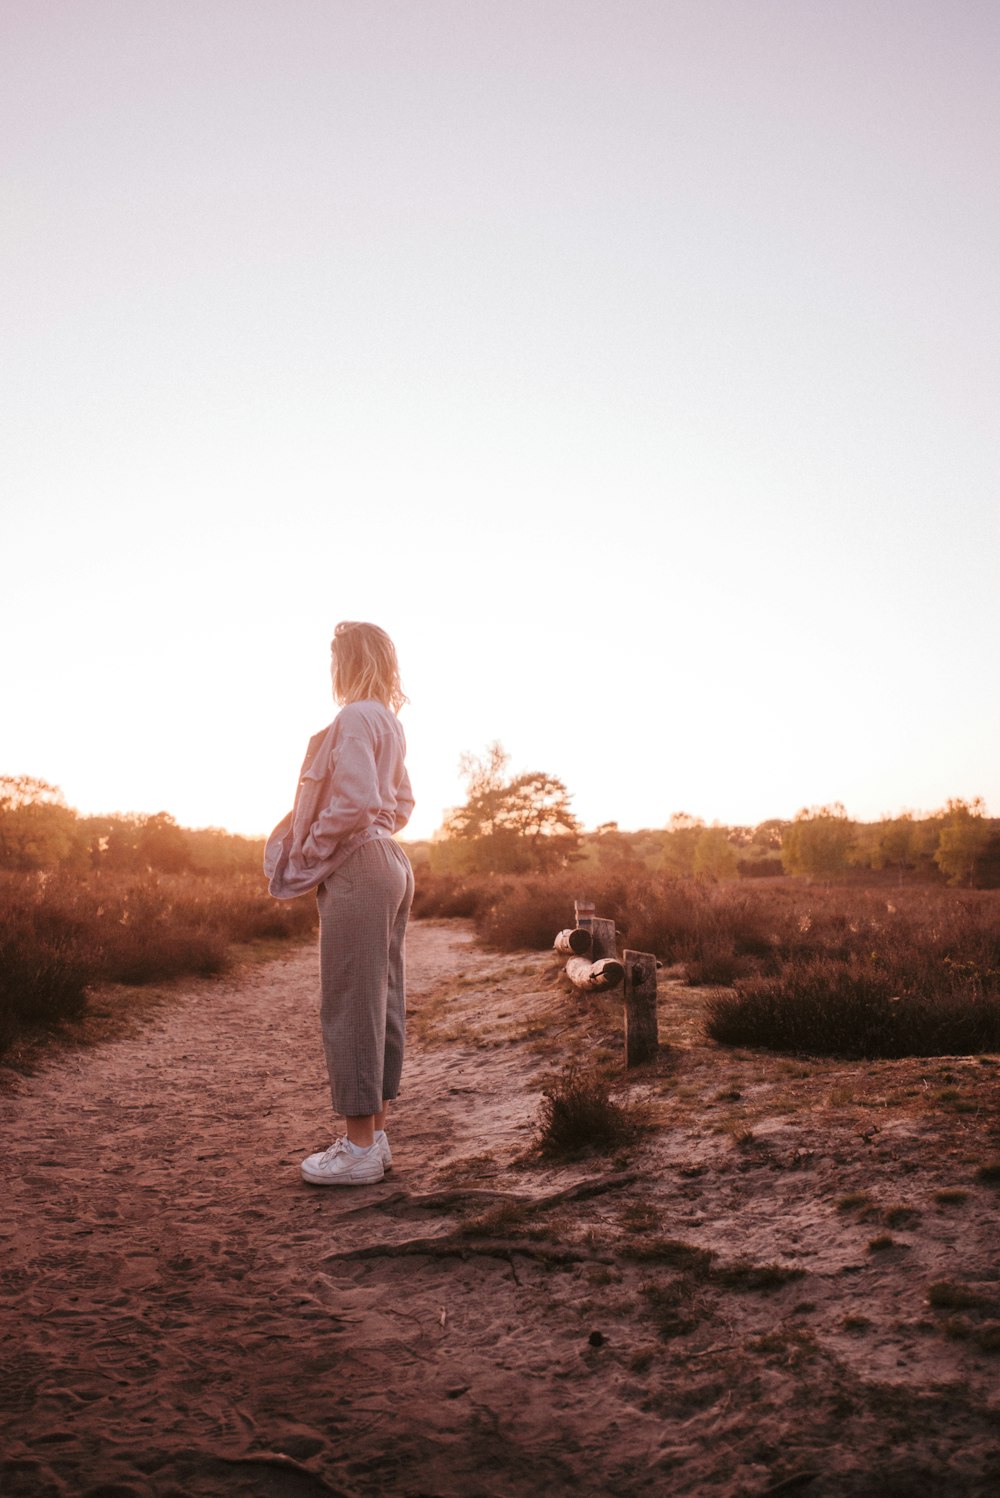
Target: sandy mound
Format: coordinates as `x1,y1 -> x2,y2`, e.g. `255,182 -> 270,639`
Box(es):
1,919 -> 999,1496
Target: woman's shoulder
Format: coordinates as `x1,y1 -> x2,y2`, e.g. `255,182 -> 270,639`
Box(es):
337,699 -> 400,736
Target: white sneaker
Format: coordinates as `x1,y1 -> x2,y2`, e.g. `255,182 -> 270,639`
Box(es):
300,1137 -> 385,1187
375,1129 -> 393,1172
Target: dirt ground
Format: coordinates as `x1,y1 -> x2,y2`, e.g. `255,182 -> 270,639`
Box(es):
2,917 -> 999,1498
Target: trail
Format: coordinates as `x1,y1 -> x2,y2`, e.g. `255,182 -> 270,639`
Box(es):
0,923 -> 577,1498
3,920 -> 1000,1497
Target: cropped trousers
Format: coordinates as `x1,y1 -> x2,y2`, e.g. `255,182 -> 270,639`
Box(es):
315,837 -> 414,1118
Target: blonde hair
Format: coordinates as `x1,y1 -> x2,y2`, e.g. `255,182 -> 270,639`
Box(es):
331,621 -> 407,714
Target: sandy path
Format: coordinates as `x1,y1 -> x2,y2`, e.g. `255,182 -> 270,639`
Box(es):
0,923 -> 552,1497
2,920 -> 1000,1497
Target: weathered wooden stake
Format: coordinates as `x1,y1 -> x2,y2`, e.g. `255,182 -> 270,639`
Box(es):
590,917 -> 617,962
574,899 -> 595,931
623,949 -> 659,1066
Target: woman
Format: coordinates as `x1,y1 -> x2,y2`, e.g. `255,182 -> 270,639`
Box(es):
264,621 -> 415,1186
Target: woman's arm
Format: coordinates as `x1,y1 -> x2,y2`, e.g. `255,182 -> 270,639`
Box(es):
393,765 -> 415,832
300,732 -> 381,866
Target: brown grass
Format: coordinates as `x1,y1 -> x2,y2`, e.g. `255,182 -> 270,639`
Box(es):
0,870 -> 316,1055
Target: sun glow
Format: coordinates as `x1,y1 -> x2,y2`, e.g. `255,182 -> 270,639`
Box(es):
4,2 -> 998,842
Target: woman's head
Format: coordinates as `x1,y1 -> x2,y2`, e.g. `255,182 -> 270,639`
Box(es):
330,621 -> 407,714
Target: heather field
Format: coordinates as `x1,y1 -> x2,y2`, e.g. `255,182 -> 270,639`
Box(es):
4,867 -> 1000,1068
414,872 -> 1000,1059
0,870 -> 317,1061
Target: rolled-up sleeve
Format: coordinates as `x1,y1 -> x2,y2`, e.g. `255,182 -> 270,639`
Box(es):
301,733 -> 381,866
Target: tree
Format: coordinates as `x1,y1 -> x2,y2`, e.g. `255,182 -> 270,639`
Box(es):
0,775 -> 81,869
437,744 -> 581,873
781,804 -> 855,879
136,812 -> 191,873
934,798 -> 992,888
660,813 -> 704,879
693,825 -> 739,881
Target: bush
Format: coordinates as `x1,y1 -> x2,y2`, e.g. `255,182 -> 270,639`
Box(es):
706,957 -> 1000,1059
410,868 -> 1000,1061
410,872 -> 494,920
0,924 -> 89,1050
0,870 -> 318,1055
534,1066 -> 644,1159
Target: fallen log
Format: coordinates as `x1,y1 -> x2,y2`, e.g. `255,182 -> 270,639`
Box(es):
554,927 -> 592,956
565,955 -> 625,992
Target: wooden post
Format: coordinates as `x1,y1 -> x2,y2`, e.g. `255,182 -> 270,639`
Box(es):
590,917 -> 617,962
574,899 -> 595,932
623,950 -> 658,1065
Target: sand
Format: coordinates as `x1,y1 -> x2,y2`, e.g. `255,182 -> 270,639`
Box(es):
1,918 -> 999,1497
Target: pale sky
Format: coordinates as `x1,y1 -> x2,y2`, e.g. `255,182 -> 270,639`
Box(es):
3,1 -> 998,841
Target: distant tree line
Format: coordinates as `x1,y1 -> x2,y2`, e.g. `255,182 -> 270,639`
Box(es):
408,746 -> 1000,889
5,766 -> 998,889
0,776 -> 264,876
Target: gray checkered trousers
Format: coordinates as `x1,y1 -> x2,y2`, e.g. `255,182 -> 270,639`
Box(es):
315,836 -> 414,1117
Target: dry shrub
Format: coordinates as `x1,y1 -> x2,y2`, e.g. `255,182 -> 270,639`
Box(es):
410,872 -> 495,920
416,869 -> 1000,1061
0,924 -> 89,1050
534,1065 -> 644,1159
0,870 -> 318,1055
474,874 -> 582,950
706,956 -> 1000,1059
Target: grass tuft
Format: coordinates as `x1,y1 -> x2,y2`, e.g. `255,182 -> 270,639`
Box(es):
534,1066 -> 645,1160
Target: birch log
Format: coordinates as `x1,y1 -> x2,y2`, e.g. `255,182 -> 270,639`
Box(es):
565,956 -> 625,992
554,928 -> 592,956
